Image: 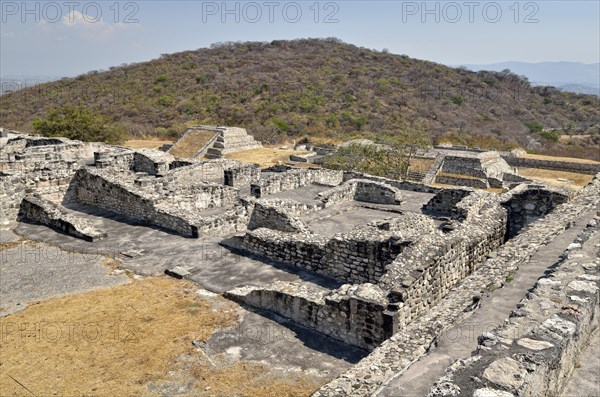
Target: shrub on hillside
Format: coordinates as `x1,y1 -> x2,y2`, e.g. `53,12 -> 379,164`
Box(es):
33,105 -> 126,144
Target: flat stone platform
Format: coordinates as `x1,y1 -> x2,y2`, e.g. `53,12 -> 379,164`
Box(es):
15,204 -> 340,294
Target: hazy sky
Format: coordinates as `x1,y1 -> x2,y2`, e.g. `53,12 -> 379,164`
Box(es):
1,1 -> 599,77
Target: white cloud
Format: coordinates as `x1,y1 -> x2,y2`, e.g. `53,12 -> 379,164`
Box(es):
61,10 -> 139,40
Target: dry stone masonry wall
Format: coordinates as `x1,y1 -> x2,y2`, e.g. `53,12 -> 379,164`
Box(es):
428,220 -> 600,397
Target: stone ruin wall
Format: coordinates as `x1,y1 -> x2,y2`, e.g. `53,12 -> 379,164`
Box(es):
19,195 -> 106,241
74,169 -> 201,237
251,168 -> 344,197
503,155 -> 600,175
313,173 -> 600,396
500,184 -> 571,238
169,159 -> 260,187
435,174 -> 489,189
227,282 -> 395,351
342,171 -> 441,194
242,227 -> 414,285
441,155 -> 488,178
320,179 -> 403,207
247,199 -> 310,233
428,220 -> 600,397
236,189 -> 508,350
381,191 -> 507,327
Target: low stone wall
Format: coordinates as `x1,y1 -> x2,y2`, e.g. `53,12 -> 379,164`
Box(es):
422,188 -> 473,217
242,213 -> 434,285
0,169 -> 75,223
501,184 -> 571,238
133,149 -> 174,175
320,179 -> 403,207
94,149 -> 135,171
247,200 -> 309,233
194,204 -> 250,236
74,169 -> 199,237
313,174 -> 600,396
226,282 -> 395,350
442,155 -> 488,178
154,182 -> 239,211
428,222 -> 600,397
435,174 -> 489,189
503,155 -> 600,175
20,195 -> 106,241
342,171 -> 441,194
251,168 -> 344,197
169,159 -> 259,185
381,191 -> 507,326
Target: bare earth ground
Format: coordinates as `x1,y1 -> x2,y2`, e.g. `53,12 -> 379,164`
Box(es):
1,230 -> 363,397
224,147 -> 310,168
518,153 -> 600,164
409,158 -> 435,173
123,139 -> 174,150
0,271 -> 343,397
517,167 -> 594,189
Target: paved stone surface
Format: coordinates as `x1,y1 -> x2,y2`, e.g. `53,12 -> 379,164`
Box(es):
377,208 -> 598,397
0,229 -> 20,244
0,240 -> 129,316
205,305 -> 367,375
16,204 -> 339,294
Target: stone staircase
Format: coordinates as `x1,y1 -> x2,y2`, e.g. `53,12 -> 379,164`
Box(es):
204,126 -> 262,159
406,169 -> 426,182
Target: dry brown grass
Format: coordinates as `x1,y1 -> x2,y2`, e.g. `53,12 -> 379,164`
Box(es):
123,139 -> 173,150
170,130 -> 216,158
437,172 -> 484,181
225,147 -> 310,168
518,153 -> 599,164
559,134 -> 590,144
0,276 -> 239,397
182,361 -> 321,397
409,158 -> 434,173
517,168 -> 594,189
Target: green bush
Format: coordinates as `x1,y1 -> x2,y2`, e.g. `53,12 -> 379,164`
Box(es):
524,120 -> 543,133
33,105 -> 125,144
539,130 -> 560,141
451,94 -> 464,106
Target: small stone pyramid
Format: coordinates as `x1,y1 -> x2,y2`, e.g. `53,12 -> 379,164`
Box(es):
204,126 -> 262,159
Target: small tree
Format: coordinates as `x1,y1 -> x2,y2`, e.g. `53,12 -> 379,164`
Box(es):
33,105 -> 126,144
324,121 -> 432,179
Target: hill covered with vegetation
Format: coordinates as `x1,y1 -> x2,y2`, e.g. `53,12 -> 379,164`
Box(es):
1,38 -> 599,159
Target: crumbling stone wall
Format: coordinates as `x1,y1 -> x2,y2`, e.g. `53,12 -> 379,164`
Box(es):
382,191 -> 507,326
503,155 -> 600,175
20,195 -> 106,241
320,179 -> 403,207
435,174 -> 489,189
242,213 -> 436,284
226,282 -> 395,350
342,171 -> 441,194
422,188 -> 473,216
428,222 -> 600,397
314,174 -> 600,397
168,159 -> 259,186
247,200 -> 309,233
501,184 -> 571,238
154,182 -> 239,211
74,168 -> 200,237
251,169 -> 343,197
